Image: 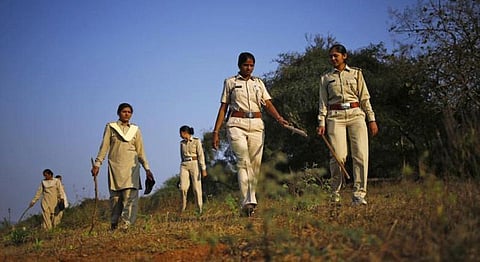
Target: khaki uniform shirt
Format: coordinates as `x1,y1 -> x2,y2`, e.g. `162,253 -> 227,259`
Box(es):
221,74 -> 272,112
318,65 -> 375,126
94,121 -> 150,191
31,178 -> 63,214
180,137 -> 206,171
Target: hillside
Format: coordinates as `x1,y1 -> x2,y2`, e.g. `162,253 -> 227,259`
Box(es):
1,177 -> 479,261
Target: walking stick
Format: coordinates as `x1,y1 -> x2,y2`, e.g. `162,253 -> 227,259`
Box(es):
89,157 -> 98,234
321,135 -> 351,180
283,125 -> 308,138
17,206 -> 31,224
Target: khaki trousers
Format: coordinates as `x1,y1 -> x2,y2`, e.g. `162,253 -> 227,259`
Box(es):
327,107 -> 369,198
110,188 -> 138,228
227,117 -> 264,208
179,160 -> 203,212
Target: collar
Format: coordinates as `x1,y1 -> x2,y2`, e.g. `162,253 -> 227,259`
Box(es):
333,65 -> 352,73
235,73 -> 257,81
184,136 -> 194,142
110,122 -> 138,141
117,120 -> 130,127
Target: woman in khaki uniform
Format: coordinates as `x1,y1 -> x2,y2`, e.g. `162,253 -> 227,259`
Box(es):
91,103 -> 154,230
29,169 -> 65,230
179,125 -> 207,213
317,44 -> 378,205
212,52 -> 288,216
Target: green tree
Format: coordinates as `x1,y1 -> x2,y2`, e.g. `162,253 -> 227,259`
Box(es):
390,0 -> 480,177
205,35 -> 430,181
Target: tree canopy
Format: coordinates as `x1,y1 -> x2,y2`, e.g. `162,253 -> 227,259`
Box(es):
202,0 -> 480,189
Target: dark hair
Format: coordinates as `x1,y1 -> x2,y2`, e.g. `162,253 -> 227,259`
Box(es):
329,44 -> 347,55
237,52 -> 255,67
55,175 -> 62,179
43,169 -> 53,176
117,103 -> 133,115
179,125 -> 194,135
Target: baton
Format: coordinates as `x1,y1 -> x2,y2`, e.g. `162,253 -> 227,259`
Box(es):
17,206 -> 31,224
89,157 -> 98,234
283,125 -> 308,137
321,135 -> 350,180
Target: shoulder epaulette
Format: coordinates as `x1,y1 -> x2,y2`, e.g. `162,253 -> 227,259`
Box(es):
350,66 -> 362,71
321,69 -> 333,76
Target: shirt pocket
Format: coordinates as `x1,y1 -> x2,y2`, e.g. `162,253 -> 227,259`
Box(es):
187,142 -> 196,155
346,79 -> 358,96
230,86 -> 245,102
327,82 -> 342,98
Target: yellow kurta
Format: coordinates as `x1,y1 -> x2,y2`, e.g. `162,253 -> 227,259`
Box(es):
94,121 -> 150,191
30,178 -> 63,230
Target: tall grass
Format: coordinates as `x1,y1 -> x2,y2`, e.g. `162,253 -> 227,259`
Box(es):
434,109 -> 480,178
2,159 -> 480,261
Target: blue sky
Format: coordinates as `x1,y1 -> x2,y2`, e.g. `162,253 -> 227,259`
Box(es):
0,0 -> 416,222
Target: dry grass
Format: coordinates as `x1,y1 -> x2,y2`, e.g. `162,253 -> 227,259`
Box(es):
2,176 -> 480,261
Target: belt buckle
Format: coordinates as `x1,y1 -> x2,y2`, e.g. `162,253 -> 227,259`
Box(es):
184,157 -> 192,161
340,103 -> 350,109
245,112 -> 254,118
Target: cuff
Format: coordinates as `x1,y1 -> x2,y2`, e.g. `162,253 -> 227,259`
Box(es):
367,114 -> 376,122
318,116 -> 325,127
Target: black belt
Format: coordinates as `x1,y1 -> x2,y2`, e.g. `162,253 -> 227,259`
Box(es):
182,156 -> 198,162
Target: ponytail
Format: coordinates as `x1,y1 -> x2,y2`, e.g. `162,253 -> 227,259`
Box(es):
179,125 -> 194,135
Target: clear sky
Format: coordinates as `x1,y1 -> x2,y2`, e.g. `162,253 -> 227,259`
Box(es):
0,0 -> 416,222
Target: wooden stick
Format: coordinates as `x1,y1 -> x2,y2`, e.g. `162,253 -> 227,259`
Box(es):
321,135 -> 350,179
89,157 -> 98,234
283,125 -> 308,137
17,206 -> 31,224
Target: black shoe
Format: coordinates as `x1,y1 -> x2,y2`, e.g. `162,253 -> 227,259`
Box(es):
110,223 -> 118,231
242,204 -> 256,217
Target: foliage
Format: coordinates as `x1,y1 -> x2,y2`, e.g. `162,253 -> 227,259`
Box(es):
389,0 -> 480,177
1,217 -> 11,230
261,36 -> 427,178
4,227 -> 30,246
389,0 -> 480,111
2,178 -> 480,261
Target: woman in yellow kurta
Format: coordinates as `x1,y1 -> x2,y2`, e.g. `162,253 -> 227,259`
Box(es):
30,169 -> 65,230
91,103 -> 154,231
